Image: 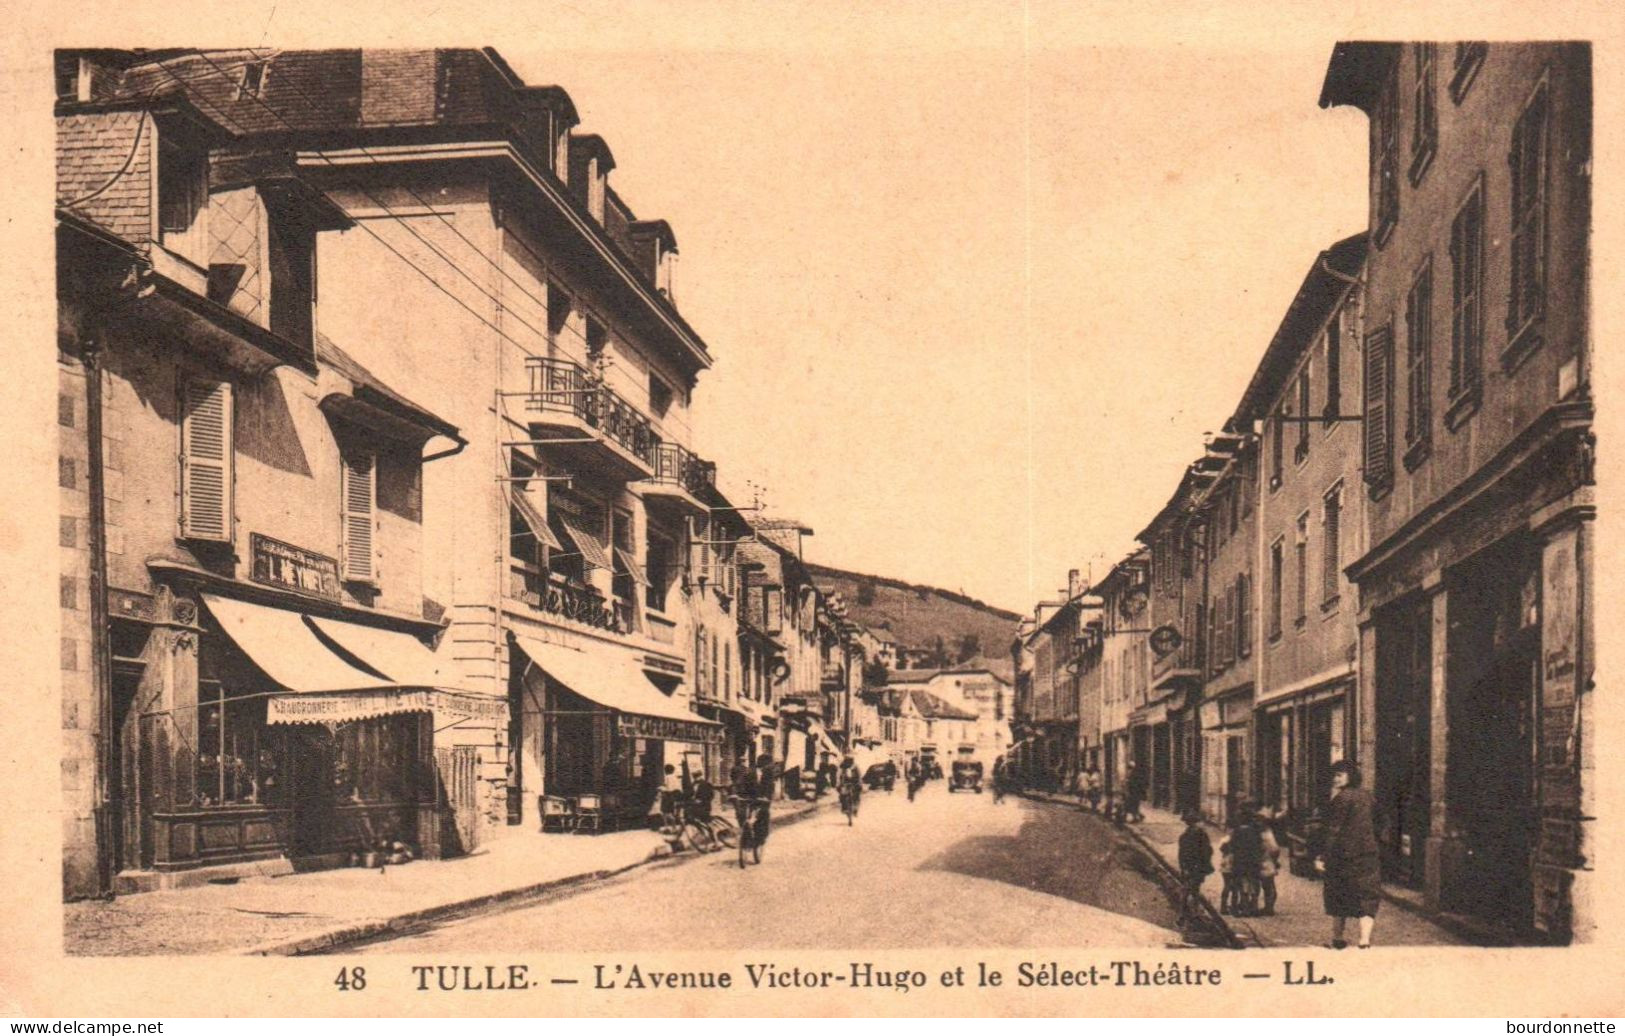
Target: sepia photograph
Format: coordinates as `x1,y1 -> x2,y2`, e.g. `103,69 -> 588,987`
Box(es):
5,0 -> 1620,1020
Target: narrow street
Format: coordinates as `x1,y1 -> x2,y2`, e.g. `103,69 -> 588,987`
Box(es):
347,785 -> 1184,953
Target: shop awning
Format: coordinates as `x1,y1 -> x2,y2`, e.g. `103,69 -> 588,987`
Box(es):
203,594 -> 502,727
202,593 -> 394,693
307,614 -> 451,688
511,487 -> 563,551
557,513 -> 613,571
513,634 -> 721,744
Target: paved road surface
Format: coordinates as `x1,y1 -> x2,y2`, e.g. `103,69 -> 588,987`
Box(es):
351,782 -> 1183,952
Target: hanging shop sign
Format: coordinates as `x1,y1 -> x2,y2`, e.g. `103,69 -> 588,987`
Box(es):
1148,624 -> 1184,657
251,533 -> 341,601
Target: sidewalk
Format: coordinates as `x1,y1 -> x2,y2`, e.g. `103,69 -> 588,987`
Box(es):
67,795 -> 830,956
1024,790 -> 1466,948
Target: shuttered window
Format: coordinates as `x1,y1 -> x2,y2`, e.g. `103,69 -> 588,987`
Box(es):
1405,259 -> 1433,454
340,450 -> 376,582
1363,326 -> 1395,491
1237,571 -> 1252,658
1323,484 -> 1343,606
1450,180 -> 1485,399
179,378 -> 233,542
1508,83 -> 1549,341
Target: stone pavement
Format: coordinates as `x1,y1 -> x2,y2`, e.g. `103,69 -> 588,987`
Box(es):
1023,790 -> 1465,948
66,795 -> 829,956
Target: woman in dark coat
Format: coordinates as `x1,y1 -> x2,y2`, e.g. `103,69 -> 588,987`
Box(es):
1316,759 -> 1381,949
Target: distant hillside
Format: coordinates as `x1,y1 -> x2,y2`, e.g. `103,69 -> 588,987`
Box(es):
807,563 -> 1020,682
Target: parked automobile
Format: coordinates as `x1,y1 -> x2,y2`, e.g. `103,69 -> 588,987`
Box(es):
949,759 -> 984,793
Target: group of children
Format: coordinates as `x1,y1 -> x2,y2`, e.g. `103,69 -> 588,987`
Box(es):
1177,803 -> 1282,920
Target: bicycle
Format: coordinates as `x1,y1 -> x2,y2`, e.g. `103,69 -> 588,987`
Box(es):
657,800 -> 718,855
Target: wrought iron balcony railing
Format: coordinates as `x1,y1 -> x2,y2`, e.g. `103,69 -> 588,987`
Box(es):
524,357 -> 658,467
651,442 -> 716,497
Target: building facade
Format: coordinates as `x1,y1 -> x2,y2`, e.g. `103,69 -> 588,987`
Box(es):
1324,42 -> 1594,941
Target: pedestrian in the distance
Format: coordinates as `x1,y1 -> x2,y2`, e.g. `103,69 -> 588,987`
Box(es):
1123,762 -> 1146,823
1317,759 -> 1380,949
991,755 -> 1007,804
1177,810 -> 1214,923
1228,804 -> 1264,917
1085,767 -> 1103,813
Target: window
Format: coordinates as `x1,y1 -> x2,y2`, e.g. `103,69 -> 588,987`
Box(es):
549,487 -> 605,587
267,213 -> 315,349
1375,68 -> 1400,245
179,377 -> 234,542
1295,367 -> 1311,463
1409,44 -> 1438,185
649,374 -> 673,418
194,636 -> 280,807
1269,539 -> 1284,640
1323,484 -> 1343,607
1404,259 -> 1433,465
236,60 -> 268,100
611,507 -> 637,614
1270,411 -> 1284,489
1295,514 -> 1309,627
645,526 -> 673,611
547,283 -> 571,343
1239,452 -> 1254,518
340,449 -> 376,582
724,642 -> 732,701
1507,81 -> 1549,358
1237,571 -> 1252,658
1450,43 -> 1487,103
1363,325 -> 1395,494
695,627 -> 709,697
158,138 -> 207,237
1449,178 -> 1485,417
1324,311 -> 1342,420
586,316 -> 608,362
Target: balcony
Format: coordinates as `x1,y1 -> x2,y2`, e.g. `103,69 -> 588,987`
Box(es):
523,357 -> 658,480
639,442 -> 715,515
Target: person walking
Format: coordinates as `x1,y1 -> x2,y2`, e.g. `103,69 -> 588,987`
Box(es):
906,756 -> 923,802
1085,766 -> 1103,813
991,755 -> 1007,804
1316,760 -> 1381,949
1123,762 -> 1147,823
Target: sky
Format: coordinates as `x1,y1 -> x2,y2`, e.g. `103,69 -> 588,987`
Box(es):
499,7 -> 1369,614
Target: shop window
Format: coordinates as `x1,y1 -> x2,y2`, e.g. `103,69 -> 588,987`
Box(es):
179,377 -> 234,543
334,716 -> 419,804
195,635 -> 281,807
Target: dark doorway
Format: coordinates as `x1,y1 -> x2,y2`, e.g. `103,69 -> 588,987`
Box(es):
1376,594 -> 1432,888
287,726 -> 337,857
1446,537 -> 1539,929
109,665 -> 143,870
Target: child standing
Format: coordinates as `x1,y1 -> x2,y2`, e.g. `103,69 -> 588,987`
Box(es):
1217,834 -> 1236,915
1257,805 -> 1282,916
1177,811 -> 1214,923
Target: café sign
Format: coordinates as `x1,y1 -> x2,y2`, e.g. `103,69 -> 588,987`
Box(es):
251,533 -> 341,601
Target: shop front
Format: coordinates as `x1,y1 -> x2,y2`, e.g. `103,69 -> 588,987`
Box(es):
113,587 -> 500,889
1198,687 -> 1253,826
1255,678 -> 1352,873
513,634 -> 721,831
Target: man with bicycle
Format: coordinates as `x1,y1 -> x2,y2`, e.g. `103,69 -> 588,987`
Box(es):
729,750 -> 773,866
837,754 -> 862,822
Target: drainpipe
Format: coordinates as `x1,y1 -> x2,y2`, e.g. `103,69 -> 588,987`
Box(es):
83,313 -> 114,896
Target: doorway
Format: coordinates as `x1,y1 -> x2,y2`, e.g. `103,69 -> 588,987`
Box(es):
1376,594 -> 1431,888
286,725 -> 337,857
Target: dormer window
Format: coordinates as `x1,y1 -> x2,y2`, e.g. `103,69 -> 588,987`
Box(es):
236,60 -> 268,101
657,249 -> 677,300
158,137 -> 208,263
554,128 -> 570,183
587,157 -> 606,222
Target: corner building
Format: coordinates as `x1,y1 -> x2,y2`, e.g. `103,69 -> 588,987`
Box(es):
1322,42 -> 1593,942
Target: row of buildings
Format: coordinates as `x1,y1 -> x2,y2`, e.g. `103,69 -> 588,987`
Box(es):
1011,42 -> 1593,944
54,47 -> 1008,901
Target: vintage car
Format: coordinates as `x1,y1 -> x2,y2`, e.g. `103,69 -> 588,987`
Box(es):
948,759 -> 984,793
863,762 -> 897,791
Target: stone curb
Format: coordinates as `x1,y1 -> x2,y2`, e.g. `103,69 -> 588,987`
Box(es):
1014,790 -> 1245,949
245,797 -> 834,956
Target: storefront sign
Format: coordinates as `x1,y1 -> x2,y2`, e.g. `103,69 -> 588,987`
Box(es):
251,533 -> 341,601
1149,624 -> 1183,657
616,712 -> 723,745
268,689 -> 507,725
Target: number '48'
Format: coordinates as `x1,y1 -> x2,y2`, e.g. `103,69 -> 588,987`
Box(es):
334,966 -> 367,992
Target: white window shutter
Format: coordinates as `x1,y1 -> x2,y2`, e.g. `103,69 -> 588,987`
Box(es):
180,378 -> 233,542
341,451 -> 376,582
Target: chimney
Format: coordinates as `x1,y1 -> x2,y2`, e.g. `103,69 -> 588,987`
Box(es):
1067,569 -> 1082,599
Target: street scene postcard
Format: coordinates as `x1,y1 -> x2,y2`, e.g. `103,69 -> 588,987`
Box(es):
3,0 -> 1624,1021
